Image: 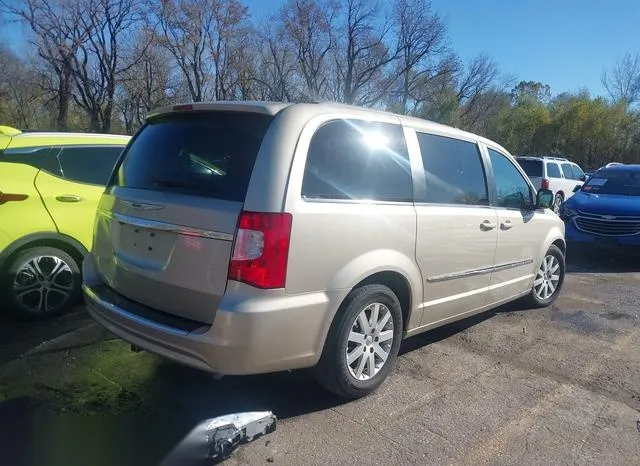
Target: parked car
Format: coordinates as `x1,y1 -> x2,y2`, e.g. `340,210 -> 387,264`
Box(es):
515,155 -> 586,214
561,163 -> 640,254
0,126 -> 130,318
83,101 -> 565,399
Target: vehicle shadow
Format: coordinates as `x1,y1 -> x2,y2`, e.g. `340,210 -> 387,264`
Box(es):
1,252 -> 613,466
0,307 -> 505,466
566,249 -> 640,274
0,306 -> 92,366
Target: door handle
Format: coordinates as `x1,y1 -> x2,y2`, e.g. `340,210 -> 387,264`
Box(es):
55,194 -> 82,203
480,220 -> 496,231
500,220 -> 513,230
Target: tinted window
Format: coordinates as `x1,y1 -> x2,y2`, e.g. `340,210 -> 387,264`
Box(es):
113,112 -> 273,202
571,164 -> 585,180
489,149 -> 534,209
58,146 -> 124,185
561,163 -> 574,179
416,133 -> 487,205
516,159 -> 543,178
302,119 -> 412,202
582,169 -> 640,196
546,162 -> 561,178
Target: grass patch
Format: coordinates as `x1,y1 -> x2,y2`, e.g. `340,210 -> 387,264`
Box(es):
0,339 -> 161,415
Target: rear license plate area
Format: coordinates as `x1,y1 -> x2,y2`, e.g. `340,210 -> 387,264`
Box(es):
119,224 -> 175,259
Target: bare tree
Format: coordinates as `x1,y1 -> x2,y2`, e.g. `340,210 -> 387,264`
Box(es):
208,0 -> 251,100
602,53 -> 640,108
70,0 -> 148,132
251,23 -> 299,101
392,0 -> 454,114
154,0 -> 215,102
278,0 -> 337,100
456,54 -> 501,127
0,45 -> 41,128
1,0 -> 90,130
333,0 -> 400,106
116,30 -> 174,133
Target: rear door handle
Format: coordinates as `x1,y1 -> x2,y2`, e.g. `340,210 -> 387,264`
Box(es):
480,220 -> 496,231
500,220 -> 513,230
55,194 -> 82,203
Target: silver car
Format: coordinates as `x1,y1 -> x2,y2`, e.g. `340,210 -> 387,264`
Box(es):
83,101 -> 565,399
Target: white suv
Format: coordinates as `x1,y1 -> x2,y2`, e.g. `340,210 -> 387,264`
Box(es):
515,156 -> 586,213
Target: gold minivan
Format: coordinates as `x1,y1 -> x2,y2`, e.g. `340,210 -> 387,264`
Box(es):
83,101 -> 565,399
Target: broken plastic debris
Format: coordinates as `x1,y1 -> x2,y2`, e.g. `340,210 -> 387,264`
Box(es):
161,411 -> 277,465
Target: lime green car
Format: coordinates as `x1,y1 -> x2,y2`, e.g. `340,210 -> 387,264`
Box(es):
0,126 -> 130,318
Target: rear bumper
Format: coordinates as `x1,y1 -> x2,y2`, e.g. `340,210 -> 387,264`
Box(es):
82,256 -> 345,375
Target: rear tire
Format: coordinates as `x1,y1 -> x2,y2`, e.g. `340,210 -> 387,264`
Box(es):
523,244 -> 565,308
1,246 -> 82,319
314,284 -> 403,399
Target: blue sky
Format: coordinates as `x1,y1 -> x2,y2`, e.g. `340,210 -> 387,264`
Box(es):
249,0 -> 640,98
4,0 -> 638,98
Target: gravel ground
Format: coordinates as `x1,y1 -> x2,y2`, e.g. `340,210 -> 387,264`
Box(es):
0,254 -> 639,466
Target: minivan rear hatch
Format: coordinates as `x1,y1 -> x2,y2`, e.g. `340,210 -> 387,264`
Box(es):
92,109 -> 274,324
516,158 -> 543,187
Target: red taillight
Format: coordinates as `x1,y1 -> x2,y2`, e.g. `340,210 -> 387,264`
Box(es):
0,191 -> 28,204
541,178 -> 550,190
228,211 -> 293,289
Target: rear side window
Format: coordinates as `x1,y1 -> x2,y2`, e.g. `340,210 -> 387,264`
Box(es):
560,163 -> 575,179
59,146 -> 125,185
546,162 -> 561,178
571,164 -> 585,180
301,119 -> 412,202
416,133 -> 488,206
516,159 -> 543,178
112,112 -> 273,202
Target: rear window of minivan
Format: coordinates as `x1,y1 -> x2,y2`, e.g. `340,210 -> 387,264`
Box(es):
110,111 -> 273,202
516,159 -> 543,178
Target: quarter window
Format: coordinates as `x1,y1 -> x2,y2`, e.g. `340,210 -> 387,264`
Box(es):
546,162 -> 561,178
571,164 -> 585,180
561,163 -> 574,179
488,149 -> 534,210
416,132 -> 488,206
59,146 -> 125,185
302,119 -> 412,202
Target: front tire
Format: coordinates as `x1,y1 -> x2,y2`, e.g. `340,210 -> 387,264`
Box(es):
2,246 -> 82,319
552,194 -> 564,214
523,244 -> 565,308
314,284 -> 403,399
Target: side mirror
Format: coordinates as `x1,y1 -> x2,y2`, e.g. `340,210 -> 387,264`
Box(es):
572,184 -> 582,193
536,188 -> 554,209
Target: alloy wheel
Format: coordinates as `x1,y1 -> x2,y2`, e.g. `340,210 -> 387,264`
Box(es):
12,255 -> 74,314
345,302 -> 394,381
534,254 -> 561,301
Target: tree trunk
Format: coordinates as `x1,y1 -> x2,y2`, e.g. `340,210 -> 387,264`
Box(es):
56,66 -> 72,131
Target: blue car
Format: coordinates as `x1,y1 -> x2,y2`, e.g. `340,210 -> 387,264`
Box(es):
560,164 -> 640,255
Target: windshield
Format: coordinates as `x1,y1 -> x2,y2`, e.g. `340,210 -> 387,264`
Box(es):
516,159 -> 543,178
110,111 -> 273,202
581,169 -> 640,196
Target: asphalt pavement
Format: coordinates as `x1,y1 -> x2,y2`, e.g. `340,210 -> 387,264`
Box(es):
0,253 -> 639,466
